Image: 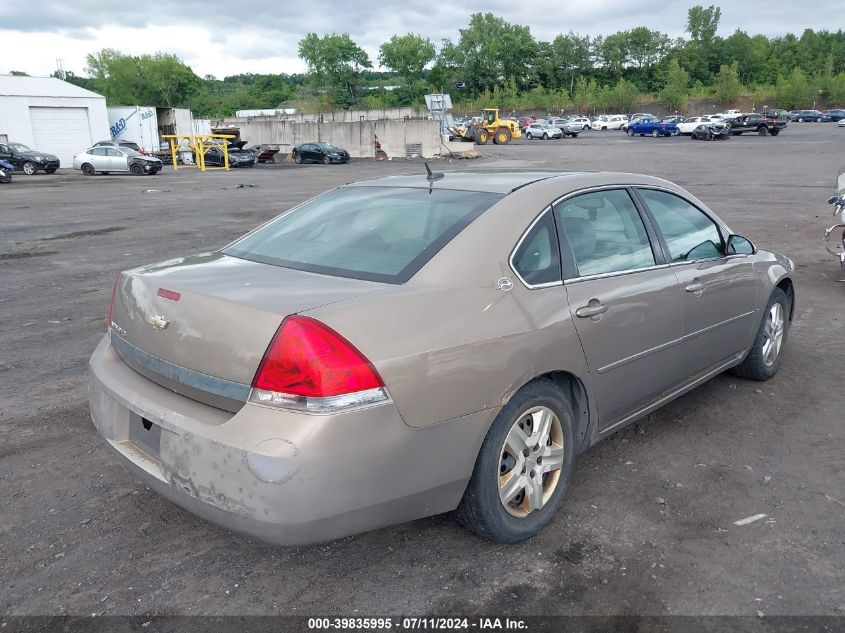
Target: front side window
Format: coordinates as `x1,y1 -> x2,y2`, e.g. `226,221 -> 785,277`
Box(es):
225,186 -> 503,284
511,211 -> 561,286
638,189 -> 724,262
555,189 -> 655,277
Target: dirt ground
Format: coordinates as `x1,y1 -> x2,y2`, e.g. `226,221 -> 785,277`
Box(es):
1,125 -> 844,620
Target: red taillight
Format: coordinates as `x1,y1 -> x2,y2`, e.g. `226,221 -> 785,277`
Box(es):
252,316 -> 384,398
107,272 -> 121,330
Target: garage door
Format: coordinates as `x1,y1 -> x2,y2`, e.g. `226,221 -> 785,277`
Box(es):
29,107 -> 93,166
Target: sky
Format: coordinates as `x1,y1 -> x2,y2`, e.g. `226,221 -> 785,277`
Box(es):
2,0 -> 840,79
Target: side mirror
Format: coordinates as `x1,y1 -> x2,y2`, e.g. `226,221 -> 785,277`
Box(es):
727,234 -> 756,255
827,196 -> 840,205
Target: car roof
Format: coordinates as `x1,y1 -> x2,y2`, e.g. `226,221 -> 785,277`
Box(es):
346,171 -> 675,195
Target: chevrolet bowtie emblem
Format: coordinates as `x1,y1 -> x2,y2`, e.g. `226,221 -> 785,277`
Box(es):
147,313 -> 170,330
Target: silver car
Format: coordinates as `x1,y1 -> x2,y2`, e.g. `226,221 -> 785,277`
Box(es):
73,146 -> 162,176
89,171 -> 795,545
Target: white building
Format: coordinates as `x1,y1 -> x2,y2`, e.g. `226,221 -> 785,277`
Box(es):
0,75 -> 110,165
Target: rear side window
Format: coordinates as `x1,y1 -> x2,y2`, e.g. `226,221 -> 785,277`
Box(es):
511,211 -> 561,286
224,186 -> 503,284
555,189 -> 655,276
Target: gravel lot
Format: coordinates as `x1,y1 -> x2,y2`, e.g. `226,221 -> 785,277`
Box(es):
2,125 -> 844,619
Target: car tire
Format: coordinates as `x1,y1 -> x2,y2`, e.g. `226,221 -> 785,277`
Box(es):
294,153 -> 303,164
130,163 -> 144,176
798,118 -> 804,122
627,129 -> 634,136
651,129 -> 659,138
542,133 -> 549,140
456,379 -> 576,543
770,130 -> 779,136
730,288 -> 790,381
22,161 -> 37,175
526,133 -> 533,140
758,126 -> 768,136
81,163 -> 95,176
323,155 -> 331,165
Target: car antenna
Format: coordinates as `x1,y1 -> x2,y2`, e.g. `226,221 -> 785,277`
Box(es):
425,162 -> 444,193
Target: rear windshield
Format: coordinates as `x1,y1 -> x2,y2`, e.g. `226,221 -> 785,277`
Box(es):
224,186 -> 503,283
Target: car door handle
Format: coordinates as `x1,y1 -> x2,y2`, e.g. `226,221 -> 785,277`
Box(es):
685,281 -> 704,293
575,302 -> 608,318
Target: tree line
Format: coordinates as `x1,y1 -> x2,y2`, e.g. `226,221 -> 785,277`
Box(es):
56,5 -> 845,116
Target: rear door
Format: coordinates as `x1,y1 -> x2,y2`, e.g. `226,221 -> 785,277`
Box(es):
554,187 -> 685,429
634,188 -> 757,374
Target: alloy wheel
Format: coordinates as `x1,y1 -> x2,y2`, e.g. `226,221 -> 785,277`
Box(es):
762,303 -> 785,367
498,406 -> 564,518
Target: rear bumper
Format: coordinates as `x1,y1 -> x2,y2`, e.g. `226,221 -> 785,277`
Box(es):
88,335 -> 495,544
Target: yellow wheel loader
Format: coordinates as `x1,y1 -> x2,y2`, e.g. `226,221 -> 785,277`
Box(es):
451,109 -> 522,145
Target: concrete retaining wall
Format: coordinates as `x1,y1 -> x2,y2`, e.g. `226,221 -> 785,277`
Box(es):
218,117 -> 447,159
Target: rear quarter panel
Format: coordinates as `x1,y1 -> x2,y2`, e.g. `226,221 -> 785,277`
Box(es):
306,179 -> 600,428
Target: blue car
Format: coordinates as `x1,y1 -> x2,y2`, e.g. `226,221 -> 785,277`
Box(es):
790,110 -> 831,122
625,117 -> 679,137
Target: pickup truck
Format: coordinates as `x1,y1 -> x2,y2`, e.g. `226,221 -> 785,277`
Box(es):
625,117 -> 679,137
723,113 -> 786,136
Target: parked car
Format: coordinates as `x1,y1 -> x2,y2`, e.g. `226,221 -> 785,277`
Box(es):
542,118 -> 581,137
201,143 -> 256,168
839,118 -> 845,128
621,113 -> 653,131
626,117 -> 679,137
91,170 -> 795,545
723,113 -> 786,136
73,146 -> 162,176
0,142 -> 60,175
591,115 -> 628,131
524,123 -> 563,140
791,110 -> 830,122
292,142 -> 350,165
823,109 -> 845,122
691,123 -> 731,141
662,115 -> 688,124
517,117 -> 536,131
93,140 -> 145,154
763,108 -> 792,121
567,116 -> 591,130
677,116 -> 719,135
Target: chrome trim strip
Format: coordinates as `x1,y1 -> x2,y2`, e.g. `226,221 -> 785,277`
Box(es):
565,264 -> 669,284
508,207 -> 564,290
596,310 -> 756,374
110,333 -> 251,402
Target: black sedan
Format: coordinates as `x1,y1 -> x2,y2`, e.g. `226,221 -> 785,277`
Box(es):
292,142 -> 350,165
0,141 -> 60,174
201,143 -> 256,168
691,123 -> 730,141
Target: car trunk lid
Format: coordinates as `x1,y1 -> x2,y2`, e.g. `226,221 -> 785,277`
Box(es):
109,252 -> 385,411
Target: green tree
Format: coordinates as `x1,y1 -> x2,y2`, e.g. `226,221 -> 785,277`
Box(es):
659,59 -> 689,111
378,34 -> 436,98
548,32 -> 592,93
626,27 -> 671,69
714,61 -> 742,104
298,32 -> 371,108
609,78 -> 639,112
438,13 -> 537,94
85,49 -> 200,106
775,67 -> 813,108
686,5 -> 721,44
828,72 -> 845,105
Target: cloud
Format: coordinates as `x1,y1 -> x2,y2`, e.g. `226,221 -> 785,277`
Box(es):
3,0 -> 841,77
